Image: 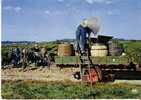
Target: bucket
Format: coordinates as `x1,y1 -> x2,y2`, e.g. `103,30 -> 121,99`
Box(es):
109,41 -> 123,56
91,43 -> 108,57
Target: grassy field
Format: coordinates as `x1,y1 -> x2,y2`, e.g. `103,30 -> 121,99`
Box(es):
2,80 -> 141,99
121,40 -> 141,63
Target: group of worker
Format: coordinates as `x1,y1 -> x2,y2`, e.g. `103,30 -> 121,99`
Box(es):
10,44 -> 51,68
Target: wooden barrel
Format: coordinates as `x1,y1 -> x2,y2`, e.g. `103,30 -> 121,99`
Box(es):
91,43 -> 108,57
58,43 -> 74,56
109,41 -> 123,56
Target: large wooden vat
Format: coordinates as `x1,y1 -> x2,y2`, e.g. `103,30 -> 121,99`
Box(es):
58,43 -> 74,56
91,43 -> 108,57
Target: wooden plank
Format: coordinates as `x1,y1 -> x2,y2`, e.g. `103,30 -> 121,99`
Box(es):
108,71 -> 141,80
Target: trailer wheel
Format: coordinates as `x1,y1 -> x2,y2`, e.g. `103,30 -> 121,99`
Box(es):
83,67 -> 102,84
84,68 -> 99,84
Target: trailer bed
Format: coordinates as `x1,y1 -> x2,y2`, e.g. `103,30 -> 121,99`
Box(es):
55,56 -> 129,65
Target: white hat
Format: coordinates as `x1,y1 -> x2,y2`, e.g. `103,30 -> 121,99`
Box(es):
80,19 -> 88,28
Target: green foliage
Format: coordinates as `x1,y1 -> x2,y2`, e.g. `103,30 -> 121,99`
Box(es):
1,80 -> 141,99
122,41 -> 141,63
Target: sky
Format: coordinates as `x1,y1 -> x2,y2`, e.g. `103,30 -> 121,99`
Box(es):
2,0 -> 141,41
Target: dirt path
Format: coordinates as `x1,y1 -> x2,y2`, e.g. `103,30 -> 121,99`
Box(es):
1,65 -> 80,82
2,65 -> 141,85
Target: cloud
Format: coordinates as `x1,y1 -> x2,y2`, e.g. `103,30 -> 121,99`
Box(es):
3,6 -> 22,12
44,10 -> 51,15
85,0 -> 94,4
85,0 -> 113,4
107,9 -> 120,15
44,10 -> 64,16
3,6 -> 12,10
107,11 -> 113,15
57,0 -> 64,2
14,7 -> 22,12
105,0 -> 112,4
66,3 -> 71,7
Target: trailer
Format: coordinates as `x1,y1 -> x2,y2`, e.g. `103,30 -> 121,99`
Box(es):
55,55 -> 141,84
55,35 -> 141,84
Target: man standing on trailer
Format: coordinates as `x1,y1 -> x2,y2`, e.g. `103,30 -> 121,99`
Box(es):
75,19 -> 98,54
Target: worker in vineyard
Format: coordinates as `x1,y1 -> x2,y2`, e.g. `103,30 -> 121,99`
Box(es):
11,48 -> 21,67
40,47 -> 51,68
40,47 -> 48,66
21,48 -> 28,68
40,47 -> 47,58
30,44 -> 41,66
32,44 -> 40,52
31,44 -> 41,59
11,48 -> 16,66
75,19 -> 97,54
